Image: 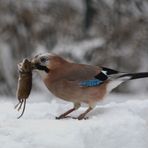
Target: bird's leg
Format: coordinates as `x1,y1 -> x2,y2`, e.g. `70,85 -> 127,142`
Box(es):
77,107 -> 93,120
56,108 -> 75,119
56,103 -> 80,119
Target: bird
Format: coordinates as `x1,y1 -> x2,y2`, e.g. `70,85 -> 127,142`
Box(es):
31,53 -> 148,120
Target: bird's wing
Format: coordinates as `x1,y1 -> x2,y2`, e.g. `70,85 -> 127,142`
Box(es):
79,67 -> 120,87
65,64 -> 119,87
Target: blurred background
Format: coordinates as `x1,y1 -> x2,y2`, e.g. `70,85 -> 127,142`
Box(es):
0,0 -> 148,97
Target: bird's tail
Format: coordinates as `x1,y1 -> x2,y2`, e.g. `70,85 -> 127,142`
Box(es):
117,72 -> 148,80
107,72 -> 148,92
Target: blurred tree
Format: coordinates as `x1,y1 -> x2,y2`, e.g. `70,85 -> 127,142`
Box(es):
84,0 -> 96,30
0,0 -> 148,96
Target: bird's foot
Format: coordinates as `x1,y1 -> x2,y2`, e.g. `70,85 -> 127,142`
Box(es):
55,115 -> 88,120
55,115 -> 72,120
55,116 -> 65,120
77,114 -> 88,120
55,116 -> 88,120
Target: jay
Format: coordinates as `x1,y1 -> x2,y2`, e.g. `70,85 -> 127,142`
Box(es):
31,53 -> 148,120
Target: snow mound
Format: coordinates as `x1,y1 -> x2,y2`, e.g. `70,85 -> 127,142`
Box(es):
0,94 -> 148,148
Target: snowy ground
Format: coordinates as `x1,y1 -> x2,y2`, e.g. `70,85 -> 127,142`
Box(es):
0,93 -> 148,148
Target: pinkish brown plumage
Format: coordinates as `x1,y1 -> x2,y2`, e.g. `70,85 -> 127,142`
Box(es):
31,53 -> 148,120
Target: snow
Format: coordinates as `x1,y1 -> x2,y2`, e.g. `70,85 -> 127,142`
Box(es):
0,93 -> 148,148
53,38 -> 105,62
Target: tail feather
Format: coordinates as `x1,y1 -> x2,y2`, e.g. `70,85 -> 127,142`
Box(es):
118,72 -> 148,80
107,72 -> 148,93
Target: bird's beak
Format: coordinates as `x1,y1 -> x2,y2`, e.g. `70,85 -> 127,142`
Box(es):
31,63 -> 38,70
31,59 -> 50,73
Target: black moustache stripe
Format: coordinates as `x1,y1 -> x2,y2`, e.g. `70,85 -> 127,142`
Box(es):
35,64 -> 49,73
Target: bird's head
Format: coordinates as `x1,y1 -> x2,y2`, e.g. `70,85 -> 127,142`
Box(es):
31,53 -> 68,76
31,53 -> 50,73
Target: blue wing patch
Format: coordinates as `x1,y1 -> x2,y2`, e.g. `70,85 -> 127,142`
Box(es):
80,79 -> 103,87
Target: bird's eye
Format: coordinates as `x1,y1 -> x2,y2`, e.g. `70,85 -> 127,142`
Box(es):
40,57 -> 47,63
